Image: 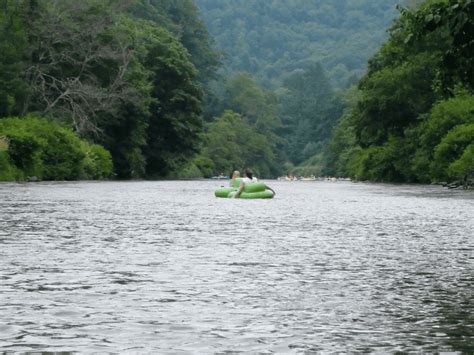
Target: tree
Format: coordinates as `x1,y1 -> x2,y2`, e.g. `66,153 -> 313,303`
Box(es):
200,110 -> 276,177
0,0 -> 30,117
21,0 -> 138,134
325,86 -> 361,176
142,23 -> 203,177
413,93 -> 474,181
194,0 -> 400,89
280,63 -> 343,164
220,74 -> 284,176
130,0 -> 221,83
224,73 -> 280,133
352,52 -> 438,147
400,0 -> 474,93
328,0 -> 474,183
129,0 -> 222,123
0,0 -> 217,180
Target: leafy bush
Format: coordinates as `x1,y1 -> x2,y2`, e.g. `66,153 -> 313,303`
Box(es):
0,116 -> 113,181
81,143 -> 114,180
0,122 -> 43,179
348,146 -> 393,181
0,136 -> 7,151
345,146 -> 369,181
433,124 -> 474,181
192,155 -> 214,178
448,145 -> 474,180
0,137 -> 20,181
0,151 -> 12,180
345,137 -> 413,182
420,94 -> 474,151
40,129 -> 85,180
168,162 -> 203,179
356,146 -> 392,181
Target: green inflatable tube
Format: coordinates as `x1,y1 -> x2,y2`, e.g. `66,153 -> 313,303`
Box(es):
215,187 -> 234,198
214,178 -> 275,199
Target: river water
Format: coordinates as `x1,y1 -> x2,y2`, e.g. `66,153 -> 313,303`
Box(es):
0,180 -> 472,353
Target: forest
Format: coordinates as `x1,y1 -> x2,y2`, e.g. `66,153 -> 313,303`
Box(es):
0,0 -> 472,184
0,0 -> 219,180
327,0 -> 474,183
194,0 -> 400,89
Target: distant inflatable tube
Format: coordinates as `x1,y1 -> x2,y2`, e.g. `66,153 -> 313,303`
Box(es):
214,180 -> 274,199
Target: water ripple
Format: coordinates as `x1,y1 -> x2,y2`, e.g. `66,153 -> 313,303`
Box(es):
0,181 -> 472,352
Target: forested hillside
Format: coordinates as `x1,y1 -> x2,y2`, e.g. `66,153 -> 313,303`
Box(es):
195,0 -> 400,88
190,0 -> 409,179
326,0 -> 474,183
0,0 -> 219,180
196,0 -> 473,184
1,0 -> 471,184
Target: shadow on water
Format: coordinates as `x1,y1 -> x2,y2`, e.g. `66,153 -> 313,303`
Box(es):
437,291 -> 474,352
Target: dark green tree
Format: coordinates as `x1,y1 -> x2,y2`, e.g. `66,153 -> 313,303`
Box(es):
280,63 -> 343,164
0,0 -> 30,117
200,110 -> 276,177
142,24 -> 203,177
130,0 -> 221,82
400,0 -> 474,92
0,0 -> 219,180
328,0 -> 474,183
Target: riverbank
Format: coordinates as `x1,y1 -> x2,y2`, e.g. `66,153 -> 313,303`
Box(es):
2,176 -> 473,193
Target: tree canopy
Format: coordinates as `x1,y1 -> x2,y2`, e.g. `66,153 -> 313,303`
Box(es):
2,0 -> 470,183
194,0 -> 400,89
327,0 -> 474,183
0,0 -> 219,179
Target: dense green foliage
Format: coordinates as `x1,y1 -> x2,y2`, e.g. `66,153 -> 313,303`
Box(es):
192,0 -> 400,178
0,1 -> 29,118
327,0 -> 474,183
0,116 -> 112,181
195,65 -> 345,178
196,74 -> 284,177
0,0 -> 219,180
195,0 -> 400,89
279,63 -> 343,165
130,0 -> 221,84
199,110 -> 277,177
1,0 -> 470,183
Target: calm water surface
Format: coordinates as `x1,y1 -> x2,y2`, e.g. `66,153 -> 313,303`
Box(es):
0,180 -> 473,353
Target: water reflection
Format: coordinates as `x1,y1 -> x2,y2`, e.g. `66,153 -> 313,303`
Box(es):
0,181 -> 472,352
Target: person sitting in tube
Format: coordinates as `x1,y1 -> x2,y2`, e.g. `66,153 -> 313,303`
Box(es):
233,168 -> 258,198
229,170 -> 240,187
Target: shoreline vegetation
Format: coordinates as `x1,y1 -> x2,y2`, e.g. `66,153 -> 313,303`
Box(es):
0,0 -> 472,186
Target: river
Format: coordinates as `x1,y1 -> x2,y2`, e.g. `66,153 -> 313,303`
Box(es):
0,180 -> 472,353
